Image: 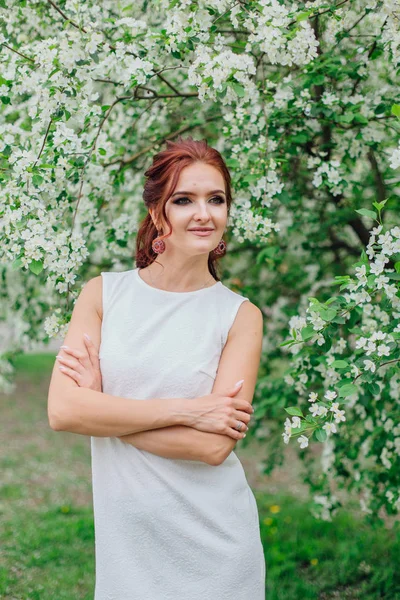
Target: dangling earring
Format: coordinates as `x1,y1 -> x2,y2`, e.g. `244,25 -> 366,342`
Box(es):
211,239 -> 226,256
152,230 -> 165,254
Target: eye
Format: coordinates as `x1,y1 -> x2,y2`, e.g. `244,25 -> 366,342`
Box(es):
172,197 -> 190,205
173,196 -> 225,205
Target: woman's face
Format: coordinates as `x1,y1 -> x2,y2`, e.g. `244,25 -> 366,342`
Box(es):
152,162 -> 228,255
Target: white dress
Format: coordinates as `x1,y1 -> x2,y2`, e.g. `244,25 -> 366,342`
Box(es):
91,267 -> 266,600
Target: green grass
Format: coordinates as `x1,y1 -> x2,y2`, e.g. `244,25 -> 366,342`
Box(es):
1,353 -> 399,599
256,492 -> 400,599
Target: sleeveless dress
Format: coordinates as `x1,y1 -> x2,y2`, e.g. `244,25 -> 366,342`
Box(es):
91,267 -> 266,600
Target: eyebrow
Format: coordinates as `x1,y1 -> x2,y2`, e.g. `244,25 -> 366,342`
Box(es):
171,189 -> 226,197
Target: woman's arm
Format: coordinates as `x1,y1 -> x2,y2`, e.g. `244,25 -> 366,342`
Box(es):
118,425 -> 226,465
122,301 -> 262,465
48,277 -> 191,436
117,301 -> 263,465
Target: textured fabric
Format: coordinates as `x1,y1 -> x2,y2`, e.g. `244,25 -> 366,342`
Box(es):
91,267 -> 266,600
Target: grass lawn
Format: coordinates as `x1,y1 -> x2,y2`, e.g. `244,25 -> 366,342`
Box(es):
1,353 -> 399,599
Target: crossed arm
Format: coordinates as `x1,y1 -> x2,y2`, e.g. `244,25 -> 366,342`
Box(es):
118,301 -> 263,466
49,276 -> 262,464
118,426 -> 227,465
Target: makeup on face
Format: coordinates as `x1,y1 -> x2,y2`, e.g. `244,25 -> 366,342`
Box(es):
162,164 -> 228,239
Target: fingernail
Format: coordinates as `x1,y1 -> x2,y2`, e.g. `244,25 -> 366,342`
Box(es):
243,434 -> 246,438
84,333 -> 91,341
251,407 -> 255,413
235,379 -> 244,387
60,345 -> 69,349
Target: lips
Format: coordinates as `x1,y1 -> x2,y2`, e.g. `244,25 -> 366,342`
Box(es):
189,230 -> 214,237
188,228 -> 214,232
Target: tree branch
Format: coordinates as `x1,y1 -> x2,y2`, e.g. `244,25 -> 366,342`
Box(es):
104,113 -> 222,169
367,149 -> 386,204
2,43 -> 35,63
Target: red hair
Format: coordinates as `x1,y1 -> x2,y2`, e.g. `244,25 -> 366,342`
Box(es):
135,136 -> 233,281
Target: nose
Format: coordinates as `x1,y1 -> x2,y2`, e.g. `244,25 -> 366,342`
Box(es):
193,202 -> 212,221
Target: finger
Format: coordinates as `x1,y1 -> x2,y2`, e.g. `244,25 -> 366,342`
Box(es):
56,355 -> 84,373
233,410 -> 251,425
58,365 -> 81,384
226,426 -> 246,440
60,344 -> 92,371
235,401 -> 254,414
60,346 -> 86,361
225,380 -> 244,396
226,399 -> 253,415
83,334 -> 100,365
230,418 -> 249,432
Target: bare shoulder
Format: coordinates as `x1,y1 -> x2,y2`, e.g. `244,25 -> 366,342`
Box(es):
229,300 -> 263,338
47,274 -> 103,429
81,275 -> 103,320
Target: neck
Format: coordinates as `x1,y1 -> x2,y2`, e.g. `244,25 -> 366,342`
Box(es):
140,257 -> 215,292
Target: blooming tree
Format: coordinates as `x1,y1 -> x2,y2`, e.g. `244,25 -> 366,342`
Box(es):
1,0 -> 399,519
279,211 -> 400,521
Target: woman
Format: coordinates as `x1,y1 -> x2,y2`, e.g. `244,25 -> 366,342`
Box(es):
49,137 -> 266,599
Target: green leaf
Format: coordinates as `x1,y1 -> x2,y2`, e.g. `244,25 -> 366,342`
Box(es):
228,81 -> 245,97
225,158 -> 240,168
338,384 -> 358,398
29,260 -> 44,275
296,11 -> 312,21
32,174 -> 44,187
1,145 -> 11,157
256,246 -> 278,265
98,148 -> 107,156
372,199 -> 387,210
75,59 -> 90,66
353,113 -> 368,124
284,407 -> 304,417
339,112 -> 354,123
367,382 -> 380,395
391,104 -> 400,118
331,315 -> 347,325
313,74 -> 325,85
320,308 -> 337,321
315,428 -> 327,442
331,360 -> 349,369
301,326 -> 315,341
11,258 -> 23,271
337,378 -> 355,388
319,336 -> 332,352
333,276 -> 351,285
355,208 -> 377,220
305,415 -> 318,424
291,133 -> 308,144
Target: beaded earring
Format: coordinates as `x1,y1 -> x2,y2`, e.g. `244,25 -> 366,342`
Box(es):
152,231 -> 165,254
211,239 -> 227,256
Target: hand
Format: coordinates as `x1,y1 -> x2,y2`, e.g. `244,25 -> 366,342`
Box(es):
187,381 -> 253,440
56,334 -> 103,392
